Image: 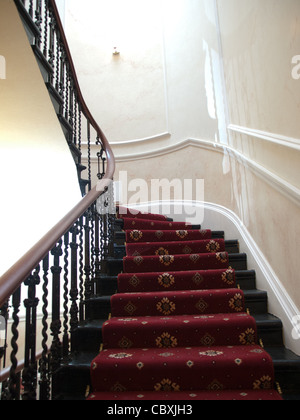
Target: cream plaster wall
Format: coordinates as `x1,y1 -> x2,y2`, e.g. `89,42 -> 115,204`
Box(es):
217,0 -> 300,189
65,0 -> 224,156
0,0 -> 82,276
65,0 -> 167,143
65,0 -> 300,350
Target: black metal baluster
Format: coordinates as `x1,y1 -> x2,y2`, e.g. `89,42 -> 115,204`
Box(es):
48,8 -> 55,85
62,232 -> 70,359
87,121 -> 91,190
55,29 -> 60,93
0,301 -> 9,400
39,254 -> 50,400
69,80 -> 74,134
59,45 -> 65,99
70,224 -> 79,352
22,266 -> 40,400
73,97 -> 78,146
90,205 -> 96,284
29,0 -> 33,18
107,180 -> 116,257
50,240 -> 63,400
93,211 -> 101,292
43,0 -> 49,60
8,287 -> 21,400
78,105 -> 82,154
84,210 -> 92,304
35,0 -> 43,49
78,216 -> 85,322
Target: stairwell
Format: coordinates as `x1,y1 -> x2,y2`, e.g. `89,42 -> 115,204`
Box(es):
1,0 -> 300,403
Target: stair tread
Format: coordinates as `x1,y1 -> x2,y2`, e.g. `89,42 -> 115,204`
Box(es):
65,343 -> 300,369
115,240 -> 239,258
87,389 -> 283,401
266,346 -> 300,366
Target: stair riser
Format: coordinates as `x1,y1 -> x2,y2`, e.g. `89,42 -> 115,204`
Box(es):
56,360 -> 300,400
79,317 -> 283,353
114,231 -> 226,245
85,294 -> 267,320
58,363 -> 300,400
106,254 -> 248,276
246,298 -> 268,315
95,271 -> 257,295
114,241 -> 240,259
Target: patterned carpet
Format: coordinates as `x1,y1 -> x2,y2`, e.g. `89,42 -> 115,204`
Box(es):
88,209 -> 282,401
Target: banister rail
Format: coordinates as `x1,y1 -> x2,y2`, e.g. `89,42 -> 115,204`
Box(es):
0,180 -> 113,310
0,0 -> 116,400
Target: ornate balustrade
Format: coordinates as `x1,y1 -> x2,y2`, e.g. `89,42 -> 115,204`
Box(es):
0,0 -> 115,400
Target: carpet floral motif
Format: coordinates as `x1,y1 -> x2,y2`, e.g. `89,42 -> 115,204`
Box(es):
216,252 -> 228,263
118,336 -> 134,349
229,293 -> 244,312
222,269 -> 235,286
154,379 -> 180,392
130,230 -> 143,242
155,231 -> 164,239
129,275 -> 141,288
189,254 -> 200,263
192,272 -> 204,286
156,298 -> 176,316
253,376 -> 273,390
133,256 -> 144,266
195,298 -> 209,313
239,329 -> 256,345
176,230 -> 188,239
159,255 -> 175,267
206,240 -> 221,253
155,247 -> 169,256
158,273 -> 175,289
156,332 -> 178,349
108,353 -> 133,359
199,350 -> 224,357
124,302 -> 137,315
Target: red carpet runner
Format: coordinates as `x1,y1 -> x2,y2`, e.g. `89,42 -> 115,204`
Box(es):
88,210 -> 282,401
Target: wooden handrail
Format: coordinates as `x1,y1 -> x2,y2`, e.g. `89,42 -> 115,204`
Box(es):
0,179 -> 113,309
0,0 -> 115,309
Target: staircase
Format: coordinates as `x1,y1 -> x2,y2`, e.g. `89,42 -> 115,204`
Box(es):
55,211 -> 300,401
1,0 -> 300,402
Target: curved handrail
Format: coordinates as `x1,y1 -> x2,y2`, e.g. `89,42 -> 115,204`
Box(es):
0,180 -> 113,309
0,0 -> 115,308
